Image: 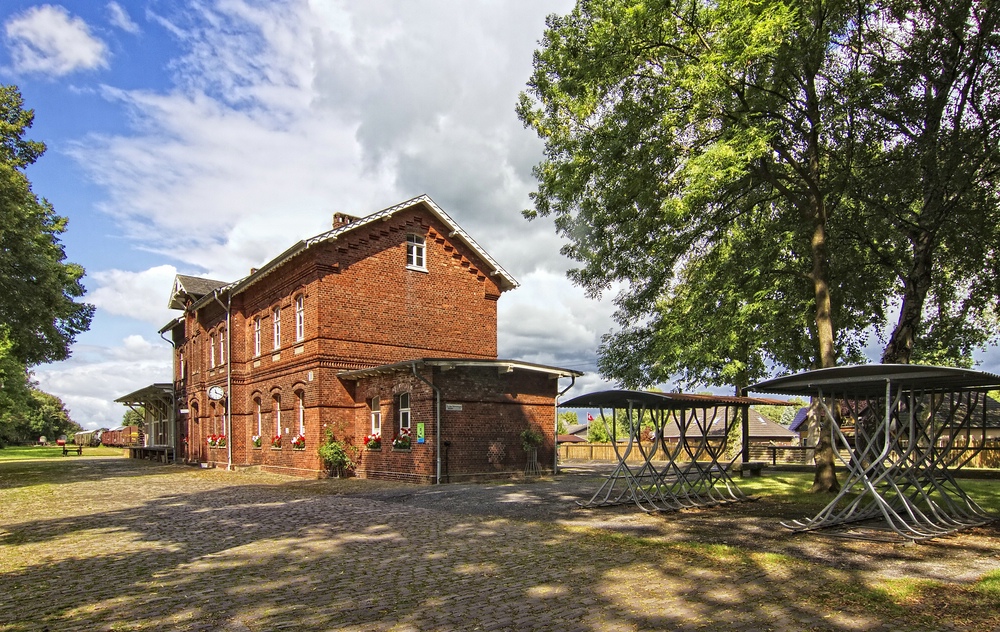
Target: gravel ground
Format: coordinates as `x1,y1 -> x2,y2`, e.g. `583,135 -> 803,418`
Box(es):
1,457 -> 999,632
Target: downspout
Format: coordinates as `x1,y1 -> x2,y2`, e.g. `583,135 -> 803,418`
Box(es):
213,292 -> 233,471
158,329 -> 179,464
554,375 -> 576,475
411,362 -> 442,484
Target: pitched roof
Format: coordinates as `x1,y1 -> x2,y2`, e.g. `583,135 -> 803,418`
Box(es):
662,408 -> 797,439
173,195 -> 519,316
168,274 -> 228,310
788,407 -> 810,432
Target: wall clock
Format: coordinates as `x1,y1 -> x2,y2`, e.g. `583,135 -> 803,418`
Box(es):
208,385 -> 225,400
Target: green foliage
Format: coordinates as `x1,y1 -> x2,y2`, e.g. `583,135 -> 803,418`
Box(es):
519,1 -> 1000,389
0,85 -> 93,367
122,407 -> 145,428
0,344 -> 80,446
520,427 -> 544,451
753,402 -> 805,426
557,411 -> 577,435
317,430 -> 357,474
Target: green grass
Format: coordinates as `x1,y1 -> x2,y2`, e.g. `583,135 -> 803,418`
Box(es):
0,445 -> 126,461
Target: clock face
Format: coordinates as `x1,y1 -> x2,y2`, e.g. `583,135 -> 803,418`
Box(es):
208,386 -> 225,400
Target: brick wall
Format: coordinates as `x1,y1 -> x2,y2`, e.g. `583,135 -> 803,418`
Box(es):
173,201 -> 515,478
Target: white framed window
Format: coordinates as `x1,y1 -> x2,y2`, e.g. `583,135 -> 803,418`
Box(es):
398,393 -> 411,430
209,333 -> 216,368
295,295 -> 305,342
370,396 -> 381,435
255,398 -> 262,436
297,391 -> 305,435
273,395 -> 282,437
179,350 -> 185,380
219,327 -> 226,365
272,306 -> 281,350
253,317 -> 261,357
406,234 -> 426,270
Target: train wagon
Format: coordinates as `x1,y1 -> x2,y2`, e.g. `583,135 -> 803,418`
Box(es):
100,425 -> 143,447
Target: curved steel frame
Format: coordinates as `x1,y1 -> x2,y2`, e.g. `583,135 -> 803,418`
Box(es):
562,391 -> 757,513
752,365 -> 998,541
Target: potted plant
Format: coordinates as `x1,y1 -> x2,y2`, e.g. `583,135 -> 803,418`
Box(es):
207,434 -> 218,448
364,433 -> 381,450
392,428 -> 412,450
216,435 -> 227,448
317,430 -> 357,477
251,435 -> 262,449
520,427 -> 543,452
291,434 -> 306,450
271,434 -> 282,449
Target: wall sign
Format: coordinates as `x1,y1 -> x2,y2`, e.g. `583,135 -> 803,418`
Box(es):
445,403 -> 463,412
416,423 -> 425,444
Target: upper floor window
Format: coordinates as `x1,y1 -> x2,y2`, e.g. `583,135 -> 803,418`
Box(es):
397,393 -> 411,431
406,234 -> 426,270
179,350 -> 186,380
209,333 -> 216,368
295,295 -> 305,342
272,306 -> 281,350
253,317 -> 261,357
219,327 -> 226,365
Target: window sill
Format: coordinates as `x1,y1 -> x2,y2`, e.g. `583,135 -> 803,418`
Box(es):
406,265 -> 428,273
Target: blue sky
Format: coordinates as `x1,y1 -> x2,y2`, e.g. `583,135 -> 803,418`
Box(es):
2,0 -> 626,430
4,2 -> 998,431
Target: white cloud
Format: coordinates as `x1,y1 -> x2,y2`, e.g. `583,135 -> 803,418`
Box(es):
4,5 -> 109,76
87,265 -> 179,326
33,337 -> 172,430
106,2 -> 140,35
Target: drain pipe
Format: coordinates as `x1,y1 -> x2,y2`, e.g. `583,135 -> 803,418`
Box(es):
212,292 -> 233,471
554,375 -> 576,475
158,328 -> 179,464
411,362 -> 442,484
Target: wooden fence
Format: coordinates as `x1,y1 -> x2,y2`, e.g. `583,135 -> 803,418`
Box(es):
559,441 -> 1000,469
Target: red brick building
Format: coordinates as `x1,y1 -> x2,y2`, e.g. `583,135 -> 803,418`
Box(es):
120,195 -> 580,481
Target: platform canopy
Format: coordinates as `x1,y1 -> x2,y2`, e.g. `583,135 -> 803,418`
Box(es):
750,364 -> 1000,541
750,364 -> 1000,398
560,389 -> 786,410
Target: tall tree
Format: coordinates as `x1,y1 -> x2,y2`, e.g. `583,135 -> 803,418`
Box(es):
0,85 -> 94,367
518,0 -> 881,490
849,1 -> 1000,365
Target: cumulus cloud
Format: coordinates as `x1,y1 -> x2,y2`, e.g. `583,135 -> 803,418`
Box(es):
4,5 -> 109,76
87,265 -> 180,326
33,337 -> 172,429
106,2 -> 140,34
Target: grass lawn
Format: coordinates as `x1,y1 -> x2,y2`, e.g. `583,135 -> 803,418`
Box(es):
0,444 -> 127,461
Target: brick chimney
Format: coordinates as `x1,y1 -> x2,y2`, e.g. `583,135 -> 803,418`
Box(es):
333,212 -> 359,229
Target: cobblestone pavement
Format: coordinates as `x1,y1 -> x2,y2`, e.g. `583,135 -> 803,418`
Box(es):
2,458 -> 999,632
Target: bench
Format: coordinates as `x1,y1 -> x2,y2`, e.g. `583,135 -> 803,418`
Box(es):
62,446 -> 83,456
740,461 -> 765,478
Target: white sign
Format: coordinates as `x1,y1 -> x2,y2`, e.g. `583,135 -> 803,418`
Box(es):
445,403 -> 463,412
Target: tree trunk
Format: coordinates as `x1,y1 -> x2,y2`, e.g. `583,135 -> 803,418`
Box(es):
881,232 -> 934,364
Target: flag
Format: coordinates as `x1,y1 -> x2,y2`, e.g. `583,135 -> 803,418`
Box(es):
587,413 -> 594,422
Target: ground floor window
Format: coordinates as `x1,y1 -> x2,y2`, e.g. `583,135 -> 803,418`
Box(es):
370,396 -> 381,436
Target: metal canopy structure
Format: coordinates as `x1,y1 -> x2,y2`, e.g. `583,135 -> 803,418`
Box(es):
561,389 -> 783,512
115,383 -> 176,456
751,364 -> 1000,541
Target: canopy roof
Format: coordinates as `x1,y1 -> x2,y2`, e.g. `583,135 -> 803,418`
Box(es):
750,364 -> 1000,398
115,383 -> 174,405
560,389 -> 788,410
338,357 -> 583,380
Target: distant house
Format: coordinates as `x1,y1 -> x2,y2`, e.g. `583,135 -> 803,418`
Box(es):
663,407 -> 797,446
119,195 -> 581,482
558,423 -> 589,443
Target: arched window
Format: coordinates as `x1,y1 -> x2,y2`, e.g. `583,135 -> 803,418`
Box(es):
273,394 -> 282,437
297,391 -> 305,435
295,295 -> 305,342
272,306 -> 281,350
253,316 -> 261,356
370,396 -> 381,435
254,397 -> 262,437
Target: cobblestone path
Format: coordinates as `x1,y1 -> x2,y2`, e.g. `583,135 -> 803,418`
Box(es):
1,458 -> 999,631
